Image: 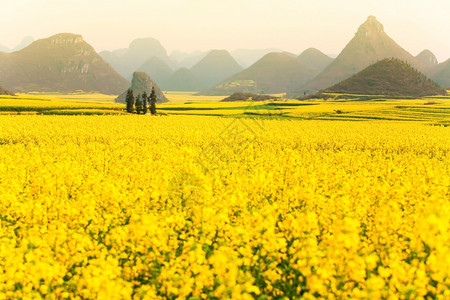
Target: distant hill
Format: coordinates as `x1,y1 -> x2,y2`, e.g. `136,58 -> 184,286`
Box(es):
190,50 -> 243,89
203,52 -> 318,95
221,92 -> 278,102
299,16 -> 426,95
170,50 -> 200,63
116,72 -> 168,103
0,36 -> 34,53
164,68 -> 206,91
100,37 -> 175,79
297,48 -> 334,72
416,50 -> 439,67
0,33 -> 129,94
170,50 -> 208,69
429,59 -> 450,88
137,57 -> 173,88
230,48 -> 282,68
323,58 -> 446,97
12,36 -> 34,52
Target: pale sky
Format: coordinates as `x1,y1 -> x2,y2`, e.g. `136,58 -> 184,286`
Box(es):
1,0 -> 449,62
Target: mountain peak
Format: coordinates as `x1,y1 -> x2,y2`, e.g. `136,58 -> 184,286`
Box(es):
116,71 -> 168,103
204,49 -> 234,59
190,49 -> 242,89
48,33 -> 84,45
357,16 -> 384,36
298,15 -> 424,94
297,48 -> 334,72
416,49 -> 438,66
129,37 -> 164,50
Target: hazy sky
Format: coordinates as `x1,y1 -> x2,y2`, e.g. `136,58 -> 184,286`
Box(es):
1,0 -> 449,62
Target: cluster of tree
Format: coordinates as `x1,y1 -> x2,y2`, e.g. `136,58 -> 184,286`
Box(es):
125,87 -> 157,114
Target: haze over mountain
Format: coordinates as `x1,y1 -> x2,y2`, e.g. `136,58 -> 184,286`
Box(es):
170,50 -> 202,63
0,43 -> 8,53
100,38 -> 175,79
163,68 -> 206,92
170,50 -> 208,69
324,58 -> 446,97
0,33 -> 129,94
429,59 -> 450,88
204,52 -> 318,95
190,50 -> 243,89
415,50 -> 439,67
0,36 -> 35,53
137,57 -> 173,88
230,48 -> 282,68
116,72 -> 168,103
299,16 -> 426,94
170,48 -> 285,69
12,36 -> 35,52
297,48 -> 334,72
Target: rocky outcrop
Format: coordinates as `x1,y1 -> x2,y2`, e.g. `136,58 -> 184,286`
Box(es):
115,72 -> 168,103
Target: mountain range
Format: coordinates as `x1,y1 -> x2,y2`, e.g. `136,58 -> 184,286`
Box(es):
100,38 -> 176,80
0,15 -> 448,96
135,49 -> 244,92
202,52 -> 321,95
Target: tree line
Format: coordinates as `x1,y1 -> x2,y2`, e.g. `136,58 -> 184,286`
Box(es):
125,87 -> 157,115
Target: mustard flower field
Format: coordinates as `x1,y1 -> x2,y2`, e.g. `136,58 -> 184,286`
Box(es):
0,115 -> 449,299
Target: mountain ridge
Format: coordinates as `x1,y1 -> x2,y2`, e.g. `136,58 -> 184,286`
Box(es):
203,52 -> 318,95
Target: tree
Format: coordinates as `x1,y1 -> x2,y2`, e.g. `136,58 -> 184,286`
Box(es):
150,87 -> 157,115
142,92 -> 148,115
125,89 -> 135,113
135,93 -> 143,114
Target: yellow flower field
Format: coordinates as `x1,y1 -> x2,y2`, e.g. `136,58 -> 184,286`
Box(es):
0,115 -> 449,299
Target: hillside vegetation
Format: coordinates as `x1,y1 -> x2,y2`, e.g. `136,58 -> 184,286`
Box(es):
221,92 -> 278,102
324,58 -> 446,97
0,85 -> 14,95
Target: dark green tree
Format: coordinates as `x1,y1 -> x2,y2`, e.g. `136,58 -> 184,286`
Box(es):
150,87 -> 157,115
135,93 -> 143,114
125,89 -> 135,113
142,91 -> 148,115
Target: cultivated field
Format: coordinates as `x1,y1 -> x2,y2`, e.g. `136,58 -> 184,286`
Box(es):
0,93 -> 449,299
1,92 -> 449,126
